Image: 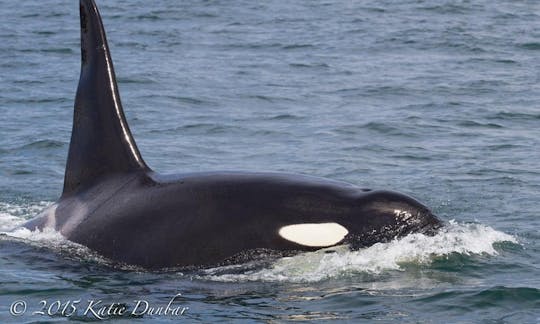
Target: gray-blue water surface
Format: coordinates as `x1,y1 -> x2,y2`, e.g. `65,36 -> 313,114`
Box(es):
0,0 -> 539,322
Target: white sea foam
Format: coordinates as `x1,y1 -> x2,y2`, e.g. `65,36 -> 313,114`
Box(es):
0,201 -> 52,232
0,201 -> 110,265
6,226 -> 66,243
201,220 -> 518,282
0,200 -> 78,246
0,201 -> 69,243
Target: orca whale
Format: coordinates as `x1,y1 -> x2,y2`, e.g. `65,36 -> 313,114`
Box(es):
24,0 -> 442,270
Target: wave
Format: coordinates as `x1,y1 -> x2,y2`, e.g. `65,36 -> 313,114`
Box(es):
0,201 -> 113,267
0,201 -> 51,232
201,221 -> 518,282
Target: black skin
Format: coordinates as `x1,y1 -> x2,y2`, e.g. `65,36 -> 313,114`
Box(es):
25,171 -> 441,269
24,0 -> 442,270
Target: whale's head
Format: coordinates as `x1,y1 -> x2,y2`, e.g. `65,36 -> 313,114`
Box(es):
346,190 -> 442,248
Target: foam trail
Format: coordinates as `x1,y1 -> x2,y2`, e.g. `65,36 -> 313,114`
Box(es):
0,201 -> 51,232
0,201 -> 113,265
0,201 -> 72,243
201,220 -> 518,282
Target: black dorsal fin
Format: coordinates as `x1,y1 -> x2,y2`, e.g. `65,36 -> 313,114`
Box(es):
63,0 -> 149,195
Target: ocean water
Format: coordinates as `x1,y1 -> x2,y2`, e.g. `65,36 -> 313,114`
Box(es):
0,0 -> 539,322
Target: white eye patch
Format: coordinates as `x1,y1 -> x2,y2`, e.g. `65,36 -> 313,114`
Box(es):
278,223 -> 348,247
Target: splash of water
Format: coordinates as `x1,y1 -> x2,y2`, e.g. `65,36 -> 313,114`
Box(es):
202,220 -> 518,282
0,201 -> 51,232
0,201 -> 108,264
